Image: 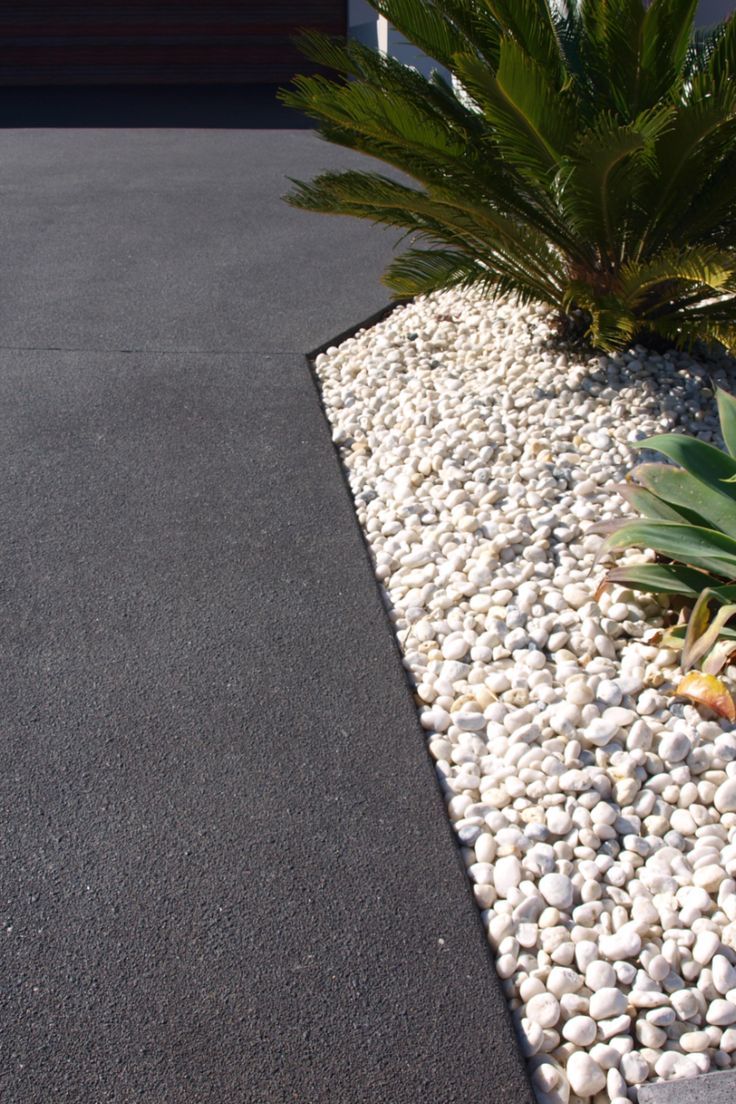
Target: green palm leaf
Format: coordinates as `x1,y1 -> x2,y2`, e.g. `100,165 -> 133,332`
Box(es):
453,42 -> 576,179
372,0 -> 502,69
558,107 -> 673,261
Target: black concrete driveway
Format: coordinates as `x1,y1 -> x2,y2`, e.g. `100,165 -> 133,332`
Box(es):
0,87 -> 533,1104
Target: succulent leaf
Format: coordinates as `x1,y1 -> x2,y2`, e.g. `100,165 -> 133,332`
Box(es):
632,461 -> 736,534
600,562 -> 722,597
716,387 -> 736,459
602,390 -> 736,686
682,589 -> 736,670
635,434 -> 736,495
601,520 -> 736,577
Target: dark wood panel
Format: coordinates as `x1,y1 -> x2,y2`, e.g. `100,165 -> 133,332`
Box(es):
0,2 -> 347,84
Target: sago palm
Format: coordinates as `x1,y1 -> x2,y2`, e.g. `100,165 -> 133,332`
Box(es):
279,0 -> 736,352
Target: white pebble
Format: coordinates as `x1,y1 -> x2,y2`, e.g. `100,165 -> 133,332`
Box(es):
565,1051 -> 605,1096
538,873 -> 574,910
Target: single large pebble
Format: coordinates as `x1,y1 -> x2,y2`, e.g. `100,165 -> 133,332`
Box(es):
586,960 -> 616,990
601,705 -> 636,728
495,953 -> 516,979
474,834 -> 497,864
694,864 -> 727,891
670,806 -> 698,835
591,1043 -> 622,1070
597,1013 -> 632,1039
547,966 -> 583,998
589,988 -> 628,1020
539,873 -> 574,910
567,681 -> 594,706
636,1019 -> 666,1048
468,862 -> 494,885
546,807 -> 573,835
646,954 -> 670,983
454,710 -> 486,732
565,1051 -> 605,1096
428,736 -> 452,759
680,1030 -> 711,1053
673,1056 -> 703,1079
597,679 -> 622,706
518,1017 -> 545,1056
707,999 -> 736,1026
693,931 -> 721,966
599,923 -> 642,961
563,584 -> 590,610
575,940 -> 598,973
637,688 -> 662,715
607,1068 -> 627,1101
562,1015 -> 597,1046
672,989 -> 703,1021
526,991 -> 561,1029
585,717 -> 620,746
620,1052 -> 649,1085
526,843 -> 556,877
548,702 -> 580,734
713,955 -> 736,995
629,989 -> 669,1009
715,778 -> 736,813
494,855 -> 522,897
659,730 -> 691,762
530,1059 -> 569,1104
654,1052 -> 701,1080
440,660 -> 469,684
653,1053 -> 682,1080
721,1027 -> 736,1052
486,672 -> 511,694
441,634 -> 470,661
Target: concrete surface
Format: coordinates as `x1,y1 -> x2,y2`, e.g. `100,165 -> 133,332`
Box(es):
639,1070 -> 736,1104
0,88 -> 533,1103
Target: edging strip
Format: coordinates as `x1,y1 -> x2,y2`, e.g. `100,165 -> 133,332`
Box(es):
638,1070 -> 736,1103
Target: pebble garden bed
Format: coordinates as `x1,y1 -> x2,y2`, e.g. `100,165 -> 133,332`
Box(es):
314,289 -> 736,1104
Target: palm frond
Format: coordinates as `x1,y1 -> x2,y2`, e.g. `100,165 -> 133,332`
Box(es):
636,85 -> 736,252
619,245 -> 736,310
453,40 -> 576,179
558,106 -> 673,263
637,0 -> 698,105
368,0 -> 498,69
696,13 -> 736,88
479,0 -> 568,81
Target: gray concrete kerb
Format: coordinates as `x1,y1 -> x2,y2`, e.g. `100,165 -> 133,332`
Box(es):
638,1070 -> 736,1103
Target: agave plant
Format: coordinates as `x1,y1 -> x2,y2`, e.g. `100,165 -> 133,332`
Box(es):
280,0 -> 736,352
598,386 -> 736,714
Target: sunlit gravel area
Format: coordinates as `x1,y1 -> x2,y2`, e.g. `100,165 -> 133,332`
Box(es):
314,289 -> 736,1103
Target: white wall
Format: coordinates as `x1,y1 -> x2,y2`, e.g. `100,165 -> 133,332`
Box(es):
348,0 -> 379,50
697,0 -> 734,23
347,1 -> 446,77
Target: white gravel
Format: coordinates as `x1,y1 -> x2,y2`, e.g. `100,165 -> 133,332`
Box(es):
313,288 -> 736,1103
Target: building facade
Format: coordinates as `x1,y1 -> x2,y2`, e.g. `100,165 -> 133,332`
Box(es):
0,2 -> 733,86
